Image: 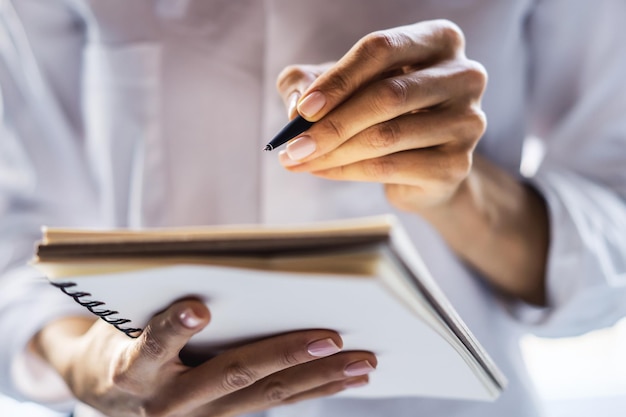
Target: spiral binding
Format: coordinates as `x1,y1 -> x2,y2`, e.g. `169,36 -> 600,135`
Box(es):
52,282 -> 142,338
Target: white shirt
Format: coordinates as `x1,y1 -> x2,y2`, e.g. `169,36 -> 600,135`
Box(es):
1,0 -> 626,416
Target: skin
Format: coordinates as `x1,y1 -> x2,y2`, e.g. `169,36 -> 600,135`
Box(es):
277,19 -> 549,306
33,19 -> 548,417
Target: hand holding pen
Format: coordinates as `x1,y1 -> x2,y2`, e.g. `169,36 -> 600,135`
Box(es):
269,19 -> 487,213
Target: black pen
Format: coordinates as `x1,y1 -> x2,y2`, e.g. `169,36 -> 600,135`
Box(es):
264,115 -> 314,151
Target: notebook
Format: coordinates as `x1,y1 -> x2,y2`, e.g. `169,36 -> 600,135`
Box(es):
33,215 -> 506,400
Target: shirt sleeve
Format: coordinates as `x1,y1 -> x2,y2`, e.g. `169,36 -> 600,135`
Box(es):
0,0 -> 99,408
512,0 -> 626,336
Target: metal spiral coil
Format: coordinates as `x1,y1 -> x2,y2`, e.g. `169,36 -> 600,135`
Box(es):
51,282 -> 142,338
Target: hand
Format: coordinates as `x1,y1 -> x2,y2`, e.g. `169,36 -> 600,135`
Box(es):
33,299 -> 376,417
274,20 -> 549,305
276,19 -> 487,213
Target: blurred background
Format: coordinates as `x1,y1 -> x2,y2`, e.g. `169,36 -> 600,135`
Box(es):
520,317 -> 626,416
2,318 -> 626,416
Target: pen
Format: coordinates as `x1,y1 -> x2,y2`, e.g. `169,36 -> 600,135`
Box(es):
264,115 -> 315,151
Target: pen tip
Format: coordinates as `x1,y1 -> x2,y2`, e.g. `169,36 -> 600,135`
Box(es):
264,145 -> 273,151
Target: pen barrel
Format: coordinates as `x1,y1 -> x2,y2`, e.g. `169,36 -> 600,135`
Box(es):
266,115 -> 315,150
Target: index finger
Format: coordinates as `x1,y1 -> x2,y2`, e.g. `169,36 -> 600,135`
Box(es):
296,19 -> 465,121
169,330 -> 344,412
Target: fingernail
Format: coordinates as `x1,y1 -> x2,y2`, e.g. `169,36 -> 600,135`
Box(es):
179,308 -> 202,329
307,338 -> 341,357
298,91 -> 326,118
344,378 -> 369,389
288,92 -> 300,118
286,135 -> 316,160
278,150 -> 302,167
344,360 -> 375,377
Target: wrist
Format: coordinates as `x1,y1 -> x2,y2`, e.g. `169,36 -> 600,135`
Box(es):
32,316 -> 96,383
417,156 -> 549,305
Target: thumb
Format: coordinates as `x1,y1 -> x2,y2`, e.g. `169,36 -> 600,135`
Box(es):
276,63 -> 334,119
131,299 -> 210,374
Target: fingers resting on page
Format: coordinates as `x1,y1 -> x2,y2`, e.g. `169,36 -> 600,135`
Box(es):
276,19 -> 487,212
62,298 -> 376,417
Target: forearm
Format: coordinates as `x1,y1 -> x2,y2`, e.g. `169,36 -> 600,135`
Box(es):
420,156 -> 549,305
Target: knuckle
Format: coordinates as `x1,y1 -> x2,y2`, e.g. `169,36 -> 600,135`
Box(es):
325,69 -> 353,97
322,116 -> 347,140
140,325 -> 169,361
276,65 -> 307,91
458,108 -> 487,143
468,108 -> 487,138
367,121 -> 401,151
376,78 -> 410,112
461,60 -> 488,96
435,20 -> 465,53
279,347 -> 302,367
358,31 -> 400,62
263,380 -> 291,403
364,158 -> 396,180
221,362 -> 256,391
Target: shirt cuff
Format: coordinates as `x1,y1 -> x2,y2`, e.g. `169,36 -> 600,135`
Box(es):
507,167 -> 626,336
0,265 -> 88,411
